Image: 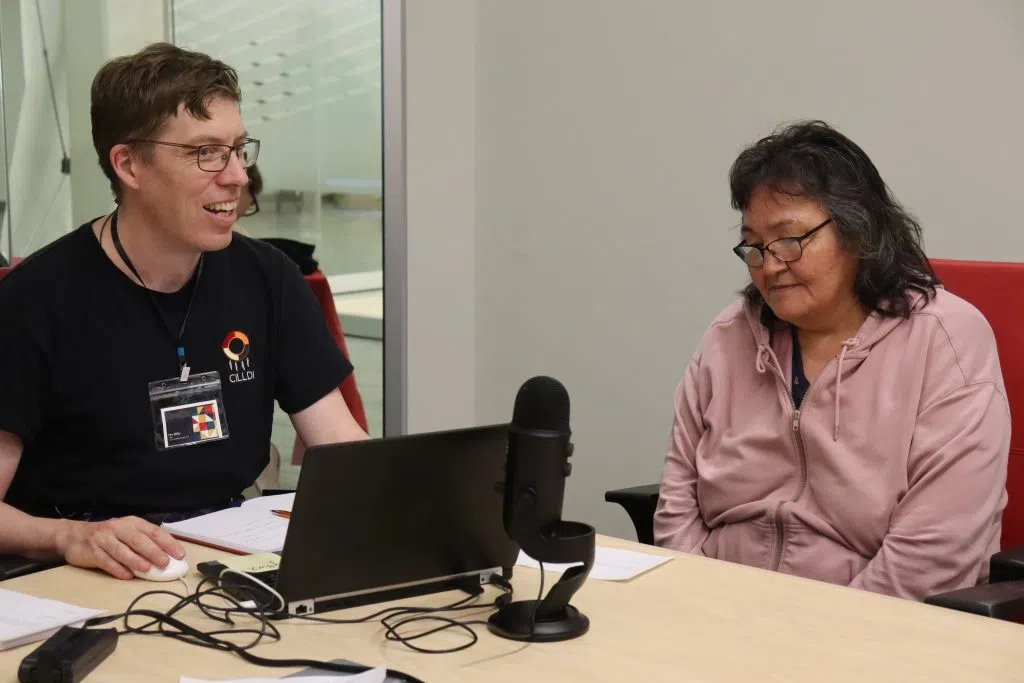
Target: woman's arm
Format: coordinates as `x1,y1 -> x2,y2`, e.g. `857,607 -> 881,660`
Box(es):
653,358 -> 712,554
849,381 -> 1010,600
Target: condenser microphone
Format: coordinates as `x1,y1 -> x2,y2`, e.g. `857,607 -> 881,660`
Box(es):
489,376 -> 595,643
502,376 -> 573,542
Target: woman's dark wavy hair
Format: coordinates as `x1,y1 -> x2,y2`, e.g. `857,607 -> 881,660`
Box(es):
730,120 -> 938,319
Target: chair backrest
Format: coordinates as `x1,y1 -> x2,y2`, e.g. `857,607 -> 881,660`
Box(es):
930,259 -> 1024,550
0,257 -> 20,281
302,270 -> 369,432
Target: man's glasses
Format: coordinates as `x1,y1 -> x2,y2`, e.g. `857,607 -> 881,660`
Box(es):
733,218 -> 832,268
129,137 -> 261,173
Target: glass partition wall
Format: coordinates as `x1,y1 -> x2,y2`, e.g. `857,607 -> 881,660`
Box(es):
171,0 -> 386,487
0,0 -> 392,490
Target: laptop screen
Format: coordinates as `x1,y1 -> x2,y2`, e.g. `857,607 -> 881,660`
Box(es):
275,424 -> 518,603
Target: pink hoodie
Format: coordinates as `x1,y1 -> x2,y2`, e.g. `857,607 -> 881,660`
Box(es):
653,287 -> 1010,600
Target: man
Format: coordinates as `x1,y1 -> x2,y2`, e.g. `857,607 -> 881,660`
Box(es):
0,43 -> 367,580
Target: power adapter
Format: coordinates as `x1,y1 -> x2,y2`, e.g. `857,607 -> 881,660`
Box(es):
18,626 -> 118,683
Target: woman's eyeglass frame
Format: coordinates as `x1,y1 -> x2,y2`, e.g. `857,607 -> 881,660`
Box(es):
732,218 -> 833,268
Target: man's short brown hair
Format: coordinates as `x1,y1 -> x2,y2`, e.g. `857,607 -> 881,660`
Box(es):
91,42 -> 241,202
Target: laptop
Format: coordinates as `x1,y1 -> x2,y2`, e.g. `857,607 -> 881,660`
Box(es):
199,424 -> 519,616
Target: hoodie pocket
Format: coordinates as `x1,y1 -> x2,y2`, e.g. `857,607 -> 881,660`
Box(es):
701,515 -> 775,571
777,520 -> 870,587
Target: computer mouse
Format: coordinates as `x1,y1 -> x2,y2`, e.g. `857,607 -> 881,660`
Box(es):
133,556 -> 189,582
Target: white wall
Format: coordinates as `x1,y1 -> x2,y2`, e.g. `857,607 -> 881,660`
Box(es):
66,0 -> 167,228
5,0 -> 71,256
403,0 -> 1024,541
1,0 -> 164,256
0,0 -> 21,223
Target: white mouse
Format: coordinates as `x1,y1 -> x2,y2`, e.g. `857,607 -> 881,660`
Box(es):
133,556 -> 189,582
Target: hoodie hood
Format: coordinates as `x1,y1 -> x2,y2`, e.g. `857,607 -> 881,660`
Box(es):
742,290 -> 932,441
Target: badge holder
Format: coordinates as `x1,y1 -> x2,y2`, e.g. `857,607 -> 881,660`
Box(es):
148,371 -> 230,451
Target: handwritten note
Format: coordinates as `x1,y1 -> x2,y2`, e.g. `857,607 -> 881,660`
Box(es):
516,546 -> 672,581
219,552 -> 281,574
0,589 -> 105,651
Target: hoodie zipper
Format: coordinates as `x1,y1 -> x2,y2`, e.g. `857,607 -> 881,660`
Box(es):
770,362 -> 830,572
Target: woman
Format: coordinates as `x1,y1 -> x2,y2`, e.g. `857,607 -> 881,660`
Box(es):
653,120 -> 1009,600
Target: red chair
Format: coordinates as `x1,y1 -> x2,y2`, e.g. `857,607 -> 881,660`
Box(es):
923,259 -> 1024,619
292,270 -> 370,465
929,259 -> 1024,550
0,256 -> 22,280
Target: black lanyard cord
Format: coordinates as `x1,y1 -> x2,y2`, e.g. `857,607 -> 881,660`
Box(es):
109,209 -> 204,378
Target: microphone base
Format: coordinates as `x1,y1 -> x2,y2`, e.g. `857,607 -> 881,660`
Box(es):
486,600 -> 589,642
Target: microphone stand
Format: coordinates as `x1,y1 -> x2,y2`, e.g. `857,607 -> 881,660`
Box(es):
488,492 -> 596,642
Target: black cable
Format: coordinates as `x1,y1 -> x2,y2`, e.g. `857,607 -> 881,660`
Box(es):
32,0 -> 69,173
293,577 -> 514,655
531,560 -> 545,637
378,587 -> 497,654
83,580 -> 430,683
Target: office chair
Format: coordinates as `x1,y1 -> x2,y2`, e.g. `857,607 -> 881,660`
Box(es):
290,270 -> 370,466
301,269 -> 368,433
605,258 -> 1024,618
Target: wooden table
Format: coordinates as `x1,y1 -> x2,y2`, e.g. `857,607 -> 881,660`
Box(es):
2,535 -> 1023,682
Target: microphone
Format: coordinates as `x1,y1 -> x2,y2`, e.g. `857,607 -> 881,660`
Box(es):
488,376 -> 595,642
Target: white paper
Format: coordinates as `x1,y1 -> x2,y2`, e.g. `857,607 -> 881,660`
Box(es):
515,546 -> 672,581
0,589 -> 105,650
237,492 -> 296,515
162,507 -> 289,554
180,667 -> 386,683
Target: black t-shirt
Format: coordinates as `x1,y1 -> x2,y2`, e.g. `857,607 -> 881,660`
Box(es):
0,222 -> 352,518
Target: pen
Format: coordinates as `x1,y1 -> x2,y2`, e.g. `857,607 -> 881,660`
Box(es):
271,509 -> 291,519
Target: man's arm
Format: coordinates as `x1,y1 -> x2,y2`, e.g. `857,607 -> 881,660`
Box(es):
290,389 -> 369,450
0,430 -> 70,558
0,430 -> 186,580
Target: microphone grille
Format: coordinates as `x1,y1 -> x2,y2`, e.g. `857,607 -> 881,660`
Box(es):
512,376 -> 570,431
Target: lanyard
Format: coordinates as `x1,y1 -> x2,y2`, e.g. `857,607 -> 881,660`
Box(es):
110,209 -> 204,382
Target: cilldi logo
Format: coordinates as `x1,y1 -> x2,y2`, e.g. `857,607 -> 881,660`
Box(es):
221,330 -> 255,384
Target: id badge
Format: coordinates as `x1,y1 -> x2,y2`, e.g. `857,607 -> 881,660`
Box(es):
148,371 -> 230,451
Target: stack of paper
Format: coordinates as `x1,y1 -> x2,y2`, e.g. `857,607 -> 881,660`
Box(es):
0,589 -> 105,651
161,493 -> 295,554
515,546 -> 672,581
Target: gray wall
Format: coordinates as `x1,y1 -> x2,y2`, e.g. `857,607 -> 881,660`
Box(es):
403,0 -> 478,433
404,0 -> 1024,540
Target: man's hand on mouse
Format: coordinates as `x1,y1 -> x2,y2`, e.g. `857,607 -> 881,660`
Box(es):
55,516 -> 186,580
